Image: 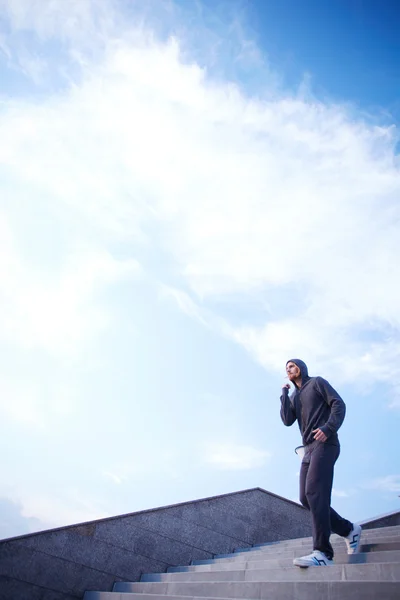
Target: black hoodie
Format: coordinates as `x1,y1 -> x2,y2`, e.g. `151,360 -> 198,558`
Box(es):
280,359 -> 346,446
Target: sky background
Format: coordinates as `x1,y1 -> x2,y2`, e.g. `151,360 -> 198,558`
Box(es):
0,0 -> 400,540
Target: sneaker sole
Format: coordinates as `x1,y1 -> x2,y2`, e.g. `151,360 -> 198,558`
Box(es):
293,559 -> 333,568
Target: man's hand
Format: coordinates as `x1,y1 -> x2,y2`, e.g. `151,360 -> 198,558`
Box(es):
312,428 -> 327,442
282,383 -> 291,390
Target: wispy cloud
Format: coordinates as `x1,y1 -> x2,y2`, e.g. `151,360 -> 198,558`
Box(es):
102,471 -> 124,486
0,378 -> 43,427
159,286 -> 210,328
2,3 -> 399,396
2,0 -> 396,400
364,475 -> 400,493
17,489 -> 110,529
203,443 -> 271,470
0,497 -> 43,539
332,488 -> 350,498
0,0 -> 399,535
0,481 -> 110,532
0,216 -> 140,358
0,0 -> 117,47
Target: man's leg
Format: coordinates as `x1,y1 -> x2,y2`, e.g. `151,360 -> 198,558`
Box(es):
304,442 -> 339,559
299,452 -> 310,510
324,446 -> 354,538
330,507 -> 352,538
330,508 -> 362,554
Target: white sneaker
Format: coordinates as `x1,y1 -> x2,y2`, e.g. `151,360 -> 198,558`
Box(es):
345,523 -> 362,554
293,550 -> 333,568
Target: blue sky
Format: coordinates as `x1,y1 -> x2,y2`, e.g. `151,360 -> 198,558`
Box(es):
0,0 -> 399,540
250,0 -> 400,115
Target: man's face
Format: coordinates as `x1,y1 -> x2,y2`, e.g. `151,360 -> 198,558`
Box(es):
286,362 -> 301,381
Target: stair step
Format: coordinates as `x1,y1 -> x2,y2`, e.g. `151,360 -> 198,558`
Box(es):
141,561 -> 400,582
167,549 -> 400,572
193,541 -> 400,565
251,529 -> 400,549
83,524 -> 400,599
215,535 -> 400,560
254,523 -> 400,546
84,581 -> 400,599
248,525 -> 400,549
251,534 -> 400,552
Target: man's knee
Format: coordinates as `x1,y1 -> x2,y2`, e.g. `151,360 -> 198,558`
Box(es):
305,484 -> 331,512
299,490 -> 309,509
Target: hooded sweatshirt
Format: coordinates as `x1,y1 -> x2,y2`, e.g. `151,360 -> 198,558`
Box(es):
280,359 -> 346,446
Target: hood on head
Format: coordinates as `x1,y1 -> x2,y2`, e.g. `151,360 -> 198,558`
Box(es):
286,359 -> 309,388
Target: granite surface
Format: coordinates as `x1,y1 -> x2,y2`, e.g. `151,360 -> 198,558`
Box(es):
0,487 -> 311,600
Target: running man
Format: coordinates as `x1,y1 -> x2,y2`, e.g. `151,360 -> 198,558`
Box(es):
280,358 -> 361,567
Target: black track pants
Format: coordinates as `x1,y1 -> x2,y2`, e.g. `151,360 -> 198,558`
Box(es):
299,441 -> 353,559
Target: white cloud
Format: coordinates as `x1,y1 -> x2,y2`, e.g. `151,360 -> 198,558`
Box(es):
17,489 -> 109,529
0,0 -> 400,396
203,443 -> 271,470
0,376 -> 84,429
159,285 -> 209,327
332,488 -> 349,498
102,471 -> 123,485
365,475 -> 400,494
0,0 -> 116,45
0,378 -> 43,427
0,214 -> 140,357
100,447 -> 184,487
0,0 -> 399,535
1,1 -> 399,394
0,480 -> 109,532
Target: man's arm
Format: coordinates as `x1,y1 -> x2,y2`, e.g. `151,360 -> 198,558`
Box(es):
280,385 -> 297,426
315,377 -> 346,438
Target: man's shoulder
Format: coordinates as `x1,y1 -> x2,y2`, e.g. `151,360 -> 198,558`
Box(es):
305,376 -> 331,392
310,375 -> 330,385
310,376 -> 343,400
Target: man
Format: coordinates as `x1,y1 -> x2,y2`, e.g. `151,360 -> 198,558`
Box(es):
280,359 -> 361,567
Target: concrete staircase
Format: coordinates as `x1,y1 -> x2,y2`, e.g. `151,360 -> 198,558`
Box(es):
84,524 -> 400,600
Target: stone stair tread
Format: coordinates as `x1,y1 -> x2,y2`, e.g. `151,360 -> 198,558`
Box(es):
249,535 -> 400,553
223,532 -> 400,551
256,536 -> 400,550
241,532 -> 400,551
84,581 -> 400,600
253,532 -> 400,549
85,595 -> 235,600
260,527 -> 400,542
192,542 -> 400,565
168,549 -> 400,572
141,561 -> 400,582
214,538 -> 400,560
254,523 -> 400,546
84,524 -> 400,599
